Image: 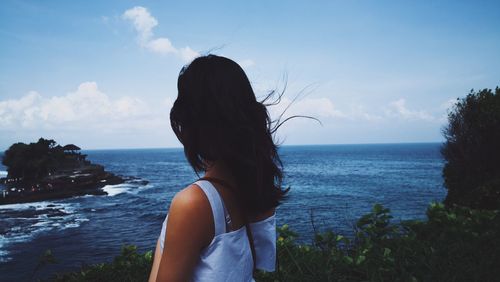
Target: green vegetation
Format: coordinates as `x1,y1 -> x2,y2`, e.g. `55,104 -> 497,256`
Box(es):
51,245 -> 152,282
442,87 -> 500,209
48,203 -> 500,282
260,204 -> 500,282
2,138 -> 86,181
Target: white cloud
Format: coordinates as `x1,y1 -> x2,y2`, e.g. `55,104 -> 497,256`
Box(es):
0,82 -> 170,133
348,104 -> 384,122
267,96 -> 398,123
385,99 -> 435,121
122,6 -> 199,62
0,91 -> 42,128
268,97 -> 346,122
179,46 -> 199,62
147,38 -> 176,54
261,93 -> 445,126
291,97 -> 345,118
440,98 -> 458,111
122,6 -> 157,44
437,98 -> 458,122
162,97 -> 174,108
239,59 -> 255,68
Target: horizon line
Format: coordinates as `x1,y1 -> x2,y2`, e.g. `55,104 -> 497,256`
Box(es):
77,140 -> 444,151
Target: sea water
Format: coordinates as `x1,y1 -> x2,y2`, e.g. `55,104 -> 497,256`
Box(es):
0,143 -> 446,281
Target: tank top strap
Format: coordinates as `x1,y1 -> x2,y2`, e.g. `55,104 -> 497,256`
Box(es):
194,180 -> 226,236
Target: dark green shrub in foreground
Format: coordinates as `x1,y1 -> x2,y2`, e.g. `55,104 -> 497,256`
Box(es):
52,245 -> 152,282
257,203 -> 500,282
50,203 -> 500,282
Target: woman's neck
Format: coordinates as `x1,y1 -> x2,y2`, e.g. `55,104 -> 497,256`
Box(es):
203,160 -> 236,187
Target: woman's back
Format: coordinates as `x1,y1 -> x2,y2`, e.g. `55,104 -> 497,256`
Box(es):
154,180 -> 276,281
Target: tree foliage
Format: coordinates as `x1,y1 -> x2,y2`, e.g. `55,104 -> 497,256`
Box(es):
1,138 -> 82,181
441,87 -> 500,209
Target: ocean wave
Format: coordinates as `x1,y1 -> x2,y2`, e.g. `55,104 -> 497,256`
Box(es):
102,183 -> 133,196
0,201 -> 62,210
0,177 -> 150,262
0,201 -> 87,263
102,181 -> 152,197
0,250 -> 10,263
0,171 -> 7,177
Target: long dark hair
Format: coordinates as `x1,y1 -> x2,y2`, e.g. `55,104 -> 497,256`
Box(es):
170,55 -> 288,216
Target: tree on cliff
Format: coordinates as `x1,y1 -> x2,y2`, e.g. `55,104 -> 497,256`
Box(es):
1,138 -> 84,181
441,87 -> 500,209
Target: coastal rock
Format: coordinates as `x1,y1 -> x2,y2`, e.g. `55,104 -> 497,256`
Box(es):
0,164 -> 125,205
0,138 -> 128,205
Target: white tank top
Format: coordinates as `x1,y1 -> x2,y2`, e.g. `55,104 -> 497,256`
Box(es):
159,180 -> 276,281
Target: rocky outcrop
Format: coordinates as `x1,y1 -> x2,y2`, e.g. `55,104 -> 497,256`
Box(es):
0,164 -> 125,205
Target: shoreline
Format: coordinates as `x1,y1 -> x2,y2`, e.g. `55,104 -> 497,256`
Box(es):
0,165 -> 125,205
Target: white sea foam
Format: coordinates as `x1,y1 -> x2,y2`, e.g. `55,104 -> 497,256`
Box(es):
74,218 -> 89,223
102,183 -> 134,196
1,179 -> 150,262
101,179 -> 151,197
0,234 -> 12,263
0,170 -> 7,177
31,221 -> 51,227
0,201 -> 88,262
136,183 -> 154,192
0,235 -> 10,262
0,250 -> 10,263
0,201 -> 56,210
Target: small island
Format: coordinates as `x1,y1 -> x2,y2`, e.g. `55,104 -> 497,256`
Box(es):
1,138 -> 125,205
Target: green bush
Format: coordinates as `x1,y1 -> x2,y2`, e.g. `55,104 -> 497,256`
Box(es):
51,245 -> 152,282
49,203 -> 500,282
256,203 -> 500,282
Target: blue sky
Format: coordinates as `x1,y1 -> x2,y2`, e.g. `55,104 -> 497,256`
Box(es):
1,0 -> 499,150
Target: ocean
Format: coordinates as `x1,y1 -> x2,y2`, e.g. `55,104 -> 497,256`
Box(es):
0,143 -> 446,281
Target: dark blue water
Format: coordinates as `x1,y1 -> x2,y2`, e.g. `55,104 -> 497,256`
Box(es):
0,143 -> 446,281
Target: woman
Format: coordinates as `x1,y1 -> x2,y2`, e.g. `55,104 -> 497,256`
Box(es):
149,55 -> 288,281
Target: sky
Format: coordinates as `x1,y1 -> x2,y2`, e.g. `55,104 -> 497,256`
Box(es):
1,0 -> 499,150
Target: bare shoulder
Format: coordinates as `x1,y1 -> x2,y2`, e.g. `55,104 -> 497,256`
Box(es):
166,183 -> 214,246
156,184 -> 213,281
171,184 -> 208,209
169,184 -> 210,215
